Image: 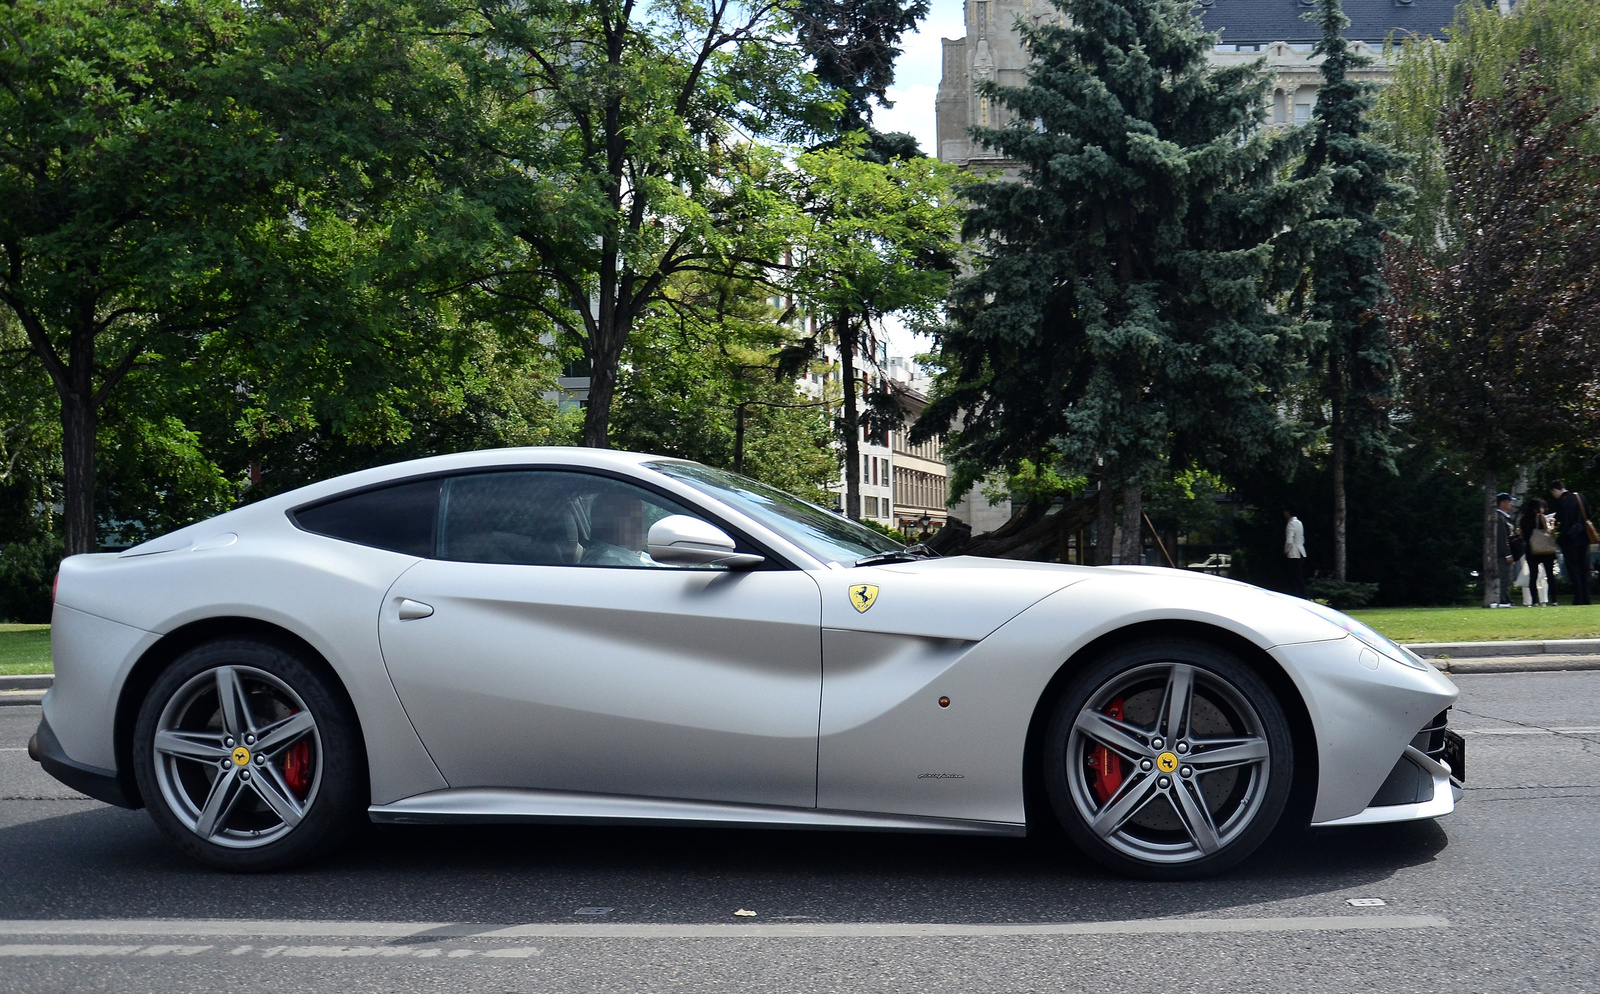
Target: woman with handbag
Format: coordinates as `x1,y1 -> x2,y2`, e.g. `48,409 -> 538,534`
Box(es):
1521,498 -> 1558,606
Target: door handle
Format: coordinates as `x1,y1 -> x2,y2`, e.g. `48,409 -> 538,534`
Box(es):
397,598 -> 434,621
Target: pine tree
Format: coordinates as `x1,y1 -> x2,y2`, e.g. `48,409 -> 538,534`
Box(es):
918,0 -> 1325,556
1292,0 -> 1408,581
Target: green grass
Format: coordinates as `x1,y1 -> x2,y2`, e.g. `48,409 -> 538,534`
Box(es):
0,624 -> 51,675
1348,604 -> 1600,644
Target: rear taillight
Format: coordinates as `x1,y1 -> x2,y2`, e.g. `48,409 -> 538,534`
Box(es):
52,573 -> 58,604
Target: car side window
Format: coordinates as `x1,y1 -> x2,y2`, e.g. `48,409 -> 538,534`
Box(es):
435,471 -> 715,569
293,478 -> 440,557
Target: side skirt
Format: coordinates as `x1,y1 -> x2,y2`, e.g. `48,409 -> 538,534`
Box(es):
368,788 -> 1026,837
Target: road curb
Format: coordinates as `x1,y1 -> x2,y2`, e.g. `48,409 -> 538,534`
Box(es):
0,674 -> 52,692
1407,638 -> 1600,659
0,689 -> 46,707
1436,655 -> 1600,675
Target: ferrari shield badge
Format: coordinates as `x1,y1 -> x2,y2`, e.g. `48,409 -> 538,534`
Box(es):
849,584 -> 879,613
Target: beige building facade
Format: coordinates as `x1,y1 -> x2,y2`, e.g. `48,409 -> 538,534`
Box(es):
936,0 -> 1460,167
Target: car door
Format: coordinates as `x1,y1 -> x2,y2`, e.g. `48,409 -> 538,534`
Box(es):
376,469 -> 823,809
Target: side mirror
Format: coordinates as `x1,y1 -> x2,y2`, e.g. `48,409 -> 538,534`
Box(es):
647,515 -> 765,570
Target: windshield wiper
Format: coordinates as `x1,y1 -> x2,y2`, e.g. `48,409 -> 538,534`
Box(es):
854,544 -> 939,567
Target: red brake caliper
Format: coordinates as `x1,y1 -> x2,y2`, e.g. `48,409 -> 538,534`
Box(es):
1087,697 -> 1125,804
282,711 -> 312,798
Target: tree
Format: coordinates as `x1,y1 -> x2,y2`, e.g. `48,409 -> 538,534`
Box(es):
609,273 -> 836,500
1290,0 -> 1407,581
795,0 -> 929,138
789,143 -> 960,519
919,0 -> 1325,560
1385,55 -> 1600,607
0,0 -> 278,554
1377,0 -> 1600,251
438,0 -> 828,451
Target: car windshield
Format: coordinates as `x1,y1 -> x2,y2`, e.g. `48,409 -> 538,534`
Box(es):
648,461 -> 903,566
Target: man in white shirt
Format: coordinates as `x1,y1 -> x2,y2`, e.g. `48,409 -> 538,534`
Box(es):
1283,506 -> 1307,597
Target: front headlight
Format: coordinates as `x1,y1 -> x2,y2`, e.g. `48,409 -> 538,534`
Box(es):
1296,599 -> 1430,671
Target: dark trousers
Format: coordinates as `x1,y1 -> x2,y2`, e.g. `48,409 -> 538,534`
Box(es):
1286,557 -> 1306,598
1562,541 -> 1592,605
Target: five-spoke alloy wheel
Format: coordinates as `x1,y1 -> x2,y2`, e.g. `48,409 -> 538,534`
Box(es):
133,639 -> 365,871
1044,639 -> 1294,879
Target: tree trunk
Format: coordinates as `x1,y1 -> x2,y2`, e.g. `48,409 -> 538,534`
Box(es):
1095,474 -> 1116,565
1330,360 -> 1347,582
838,312 -> 862,520
1482,472 -> 1499,608
733,403 -> 747,476
1119,485 -> 1142,565
61,392 -> 97,556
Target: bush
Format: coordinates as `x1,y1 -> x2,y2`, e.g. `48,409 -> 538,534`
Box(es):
1307,578 -> 1380,610
0,534 -> 64,623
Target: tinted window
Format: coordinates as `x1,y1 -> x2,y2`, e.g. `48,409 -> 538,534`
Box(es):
294,479 -> 440,557
436,471 -> 713,568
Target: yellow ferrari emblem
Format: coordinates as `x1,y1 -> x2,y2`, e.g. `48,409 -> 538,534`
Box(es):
849,584 -> 880,613
1156,752 -> 1178,774
232,746 -> 252,767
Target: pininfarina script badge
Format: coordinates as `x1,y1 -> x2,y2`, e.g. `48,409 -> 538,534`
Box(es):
849,583 -> 879,613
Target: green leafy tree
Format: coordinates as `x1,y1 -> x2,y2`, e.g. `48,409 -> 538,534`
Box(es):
1385,56 -> 1600,607
433,0 -> 828,451
0,0 -> 277,554
919,0 -> 1325,562
789,143 -> 961,519
1290,0 -> 1408,581
610,274 -> 835,500
1377,0 -> 1600,251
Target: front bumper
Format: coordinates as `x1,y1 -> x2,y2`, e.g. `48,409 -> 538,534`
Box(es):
1314,709 -> 1463,828
28,713 -> 138,808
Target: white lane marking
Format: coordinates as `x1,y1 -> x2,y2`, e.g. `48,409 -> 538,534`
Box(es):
0,748 -> 31,752
0,945 -> 143,957
0,915 -> 1448,941
0,943 -> 541,961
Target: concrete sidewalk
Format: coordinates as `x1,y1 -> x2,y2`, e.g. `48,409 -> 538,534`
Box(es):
1405,639 -> 1600,674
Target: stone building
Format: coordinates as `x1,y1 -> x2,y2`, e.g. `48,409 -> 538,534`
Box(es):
935,0 -> 1462,167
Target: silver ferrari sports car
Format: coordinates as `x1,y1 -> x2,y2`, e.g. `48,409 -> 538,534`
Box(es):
31,448 -> 1464,878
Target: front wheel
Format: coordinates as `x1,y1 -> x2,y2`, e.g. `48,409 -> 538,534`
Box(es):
132,639 -> 366,871
1043,639 -> 1294,879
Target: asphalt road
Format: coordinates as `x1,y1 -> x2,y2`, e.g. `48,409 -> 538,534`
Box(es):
2,670 -> 1598,993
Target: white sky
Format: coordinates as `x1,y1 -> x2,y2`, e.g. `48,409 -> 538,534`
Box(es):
875,1 -> 966,364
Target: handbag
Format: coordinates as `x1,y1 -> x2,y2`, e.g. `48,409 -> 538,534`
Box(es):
1582,493 -> 1600,544
1530,528 -> 1559,556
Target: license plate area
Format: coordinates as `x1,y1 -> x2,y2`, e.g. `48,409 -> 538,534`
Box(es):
1441,728 -> 1466,785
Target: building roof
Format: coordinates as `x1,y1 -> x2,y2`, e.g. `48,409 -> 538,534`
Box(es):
1197,0 -> 1461,44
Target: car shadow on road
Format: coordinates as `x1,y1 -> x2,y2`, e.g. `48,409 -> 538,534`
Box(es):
0,802 -> 1448,925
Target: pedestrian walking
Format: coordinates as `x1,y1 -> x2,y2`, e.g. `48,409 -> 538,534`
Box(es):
1520,497 -> 1557,606
1283,505 -> 1307,598
1494,492 -> 1515,608
1550,481 -> 1596,606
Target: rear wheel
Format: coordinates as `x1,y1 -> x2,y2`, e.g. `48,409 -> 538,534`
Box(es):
132,639 -> 365,871
1043,639 -> 1293,879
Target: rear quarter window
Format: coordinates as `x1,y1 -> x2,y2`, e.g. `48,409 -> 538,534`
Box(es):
293,478 -> 440,557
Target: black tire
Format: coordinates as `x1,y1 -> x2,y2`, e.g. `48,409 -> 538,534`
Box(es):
1042,638 -> 1294,880
132,638 -> 366,871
